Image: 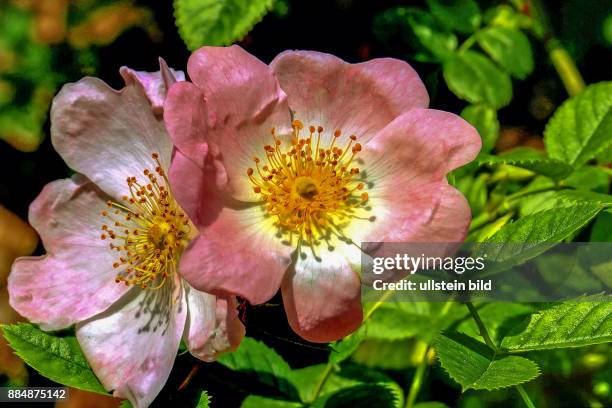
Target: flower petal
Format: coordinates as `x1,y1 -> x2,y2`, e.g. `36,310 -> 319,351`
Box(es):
362,108 -> 479,188
366,181 -> 472,246
184,286 -> 244,361
181,45 -> 292,198
164,81 -> 209,171
182,282 -> 215,359
76,276 -> 186,408
120,58 -> 185,117
282,249 -> 363,343
179,205 -> 291,305
270,51 -> 429,142
8,176 -> 129,330
51,73 -> 173,201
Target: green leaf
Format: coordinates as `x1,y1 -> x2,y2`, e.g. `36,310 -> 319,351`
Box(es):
461,104 -> 499,153
476,27 -> 534,79
119,401 -> 133,408
217,337 -> 297,398
0,323 -> 106,394
329,325 -> 366,364
482,204 -> 603,264
544,82 -> 612,167
311,383 -> 398,408
414,403 -> 450,408
352,339 -> 421,370
477,147 -> 574,180
443,51 -> 512,108
501,295 -> 612,352
196,391 -> 212,408
174,0 -> 274,49
426,0 -> 481,34
591,211 -> 612,241
484,5 -> 532,30
406,9 -> 458,60
435,332 -> 540,391
240,396 -> 301,408
364,303 -> 439,341
456,303 -> 534,346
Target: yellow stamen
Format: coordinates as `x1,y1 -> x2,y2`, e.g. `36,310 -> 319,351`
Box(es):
247,121 -> 370,248
101,153 -> 190,290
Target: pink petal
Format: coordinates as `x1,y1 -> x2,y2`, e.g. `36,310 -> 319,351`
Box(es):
184,289 -> 245,361
366,181 -> 472,245
164,82 -> 209,171
76,276 -> 186,408
282,250 -> 363,343
51,74 -> 173,201
362,109 -> 480,188
179,205 -> 292,305
8,176 -> 129,330
182,282 -> 216,359
120,58 -> 185,117
179,45 -> 292,198
270,51 -> 429,143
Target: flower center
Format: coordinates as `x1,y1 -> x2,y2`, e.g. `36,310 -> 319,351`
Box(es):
247,120 -> 370,248
100,153 -> 190,290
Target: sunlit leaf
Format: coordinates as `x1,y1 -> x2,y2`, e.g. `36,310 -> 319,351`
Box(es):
426,0 -> 481,34
477,147 -> 574,180
461,104 -> 499,153
1,323 -> 106,394
501,295 -> 612,352
544,82 -> 612,167
435,332 -> 540,391
443,51 -> 512,108
476,27 -> 534,79
174,0 -> 274,49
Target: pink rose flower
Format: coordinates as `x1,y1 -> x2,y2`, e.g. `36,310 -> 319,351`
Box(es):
164,46 -> 481,343
8,60 -> 244,408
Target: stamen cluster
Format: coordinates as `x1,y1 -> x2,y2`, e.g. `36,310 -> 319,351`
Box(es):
101,153 -> 190,289
247,120 -> 369,247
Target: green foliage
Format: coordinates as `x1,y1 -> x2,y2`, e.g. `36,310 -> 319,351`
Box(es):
443,51 -> 512,108
476,27 -> 534,79
590,211 -> 612,241
425,0 -> 481,34
544,82 -> 612,167
364,303 -> 439,341
311,383 -> 398,408
501,295 -> 612,352
406,9 -> 458,60
482,204 -> 603,263
217,337 -> 296,398
477,147 -> 574,180
196,391 -> 212,407
435,332 -> 540,391
0,323 -> 106,394
414,403 -> 449,408
461,104 -> 499,153
329,325 -> 366,364
241,396 -> 300,408
372,8 -> 457,62
174,0 -> 274,49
